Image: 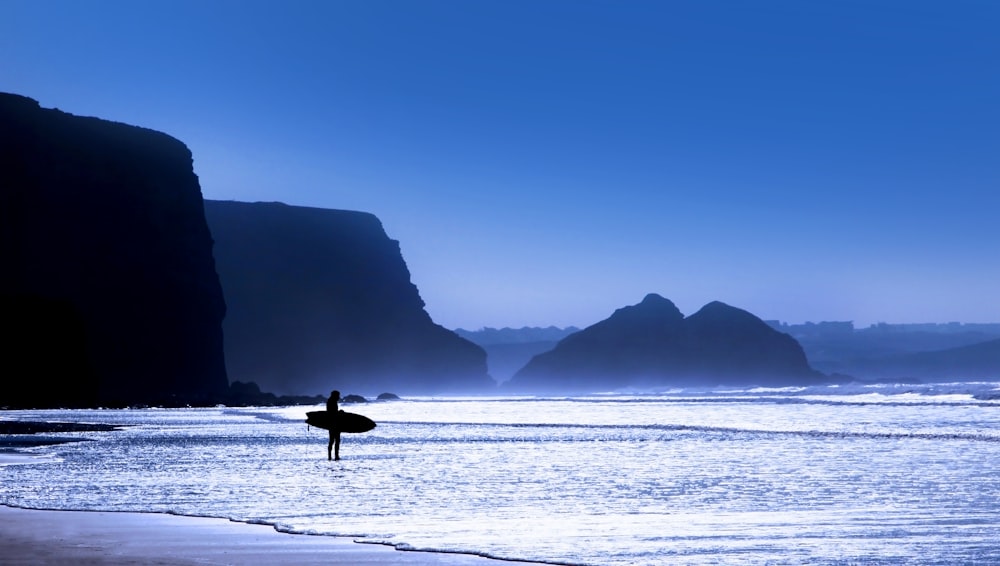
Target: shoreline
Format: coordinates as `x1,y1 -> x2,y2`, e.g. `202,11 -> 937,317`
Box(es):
0,505 -> 526,565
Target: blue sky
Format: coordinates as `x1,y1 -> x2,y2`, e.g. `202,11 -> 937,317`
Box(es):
4,0 -> 998,329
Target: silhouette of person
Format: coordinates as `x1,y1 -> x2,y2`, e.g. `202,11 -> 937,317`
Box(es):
327,390 -> 341,461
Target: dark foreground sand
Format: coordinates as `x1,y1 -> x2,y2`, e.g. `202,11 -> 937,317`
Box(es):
0,505 -> 518,565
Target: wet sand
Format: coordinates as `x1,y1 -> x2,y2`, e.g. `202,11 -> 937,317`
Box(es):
0,505 -> 513,565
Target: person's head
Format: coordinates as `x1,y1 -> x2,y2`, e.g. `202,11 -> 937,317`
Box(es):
331,390 -> 340,399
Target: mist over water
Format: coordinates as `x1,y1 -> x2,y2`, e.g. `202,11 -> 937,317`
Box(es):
3,382 -> 1000,565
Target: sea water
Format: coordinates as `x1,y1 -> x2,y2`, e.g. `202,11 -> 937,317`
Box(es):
3,382 -> 1000,565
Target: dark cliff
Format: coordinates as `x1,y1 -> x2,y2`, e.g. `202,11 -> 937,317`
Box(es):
203,200 -> 494,395
506,293 -> 822,393
0,93 -> 229,407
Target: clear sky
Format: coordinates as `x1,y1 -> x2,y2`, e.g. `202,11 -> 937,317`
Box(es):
3,0 -> 998,330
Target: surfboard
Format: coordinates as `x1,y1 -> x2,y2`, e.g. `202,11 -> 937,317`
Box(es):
306,410 -> 376,433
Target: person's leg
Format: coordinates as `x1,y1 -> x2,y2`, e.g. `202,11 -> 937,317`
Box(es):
327,434 -> 334,461
334,433 -> 341,461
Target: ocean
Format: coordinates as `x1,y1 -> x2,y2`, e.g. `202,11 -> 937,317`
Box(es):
3,382 -> 1000,565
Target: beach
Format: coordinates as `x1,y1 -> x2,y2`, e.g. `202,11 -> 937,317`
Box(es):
0,505 -> 508,565
5,393 -> 1000,565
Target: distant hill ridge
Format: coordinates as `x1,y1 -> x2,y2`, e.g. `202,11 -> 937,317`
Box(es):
454,326 -> 580,383
454,326 -> 580,345
827,337 -> 1000,381
767,320 -> 1000,380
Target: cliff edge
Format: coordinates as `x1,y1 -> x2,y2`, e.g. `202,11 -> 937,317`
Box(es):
204,200 -> 494,395
0,93 -> 229,407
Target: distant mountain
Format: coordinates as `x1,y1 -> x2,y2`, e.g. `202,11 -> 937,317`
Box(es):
204,200 -> 495,396
0,93 -> 228,408
505,294 -> 823,393
846,338 -> 1000,381
454,326 -> 580,383
768,321 -> 1000,380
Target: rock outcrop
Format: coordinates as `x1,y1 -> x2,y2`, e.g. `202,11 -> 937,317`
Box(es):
0,93 -> 229,407
203,200 -> 494,395
506,293 -> 823,393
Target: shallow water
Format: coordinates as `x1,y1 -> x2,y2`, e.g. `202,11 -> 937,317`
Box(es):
3,382 -> 1000,565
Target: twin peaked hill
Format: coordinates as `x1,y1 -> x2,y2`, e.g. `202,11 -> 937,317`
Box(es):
505,294 -> 824,393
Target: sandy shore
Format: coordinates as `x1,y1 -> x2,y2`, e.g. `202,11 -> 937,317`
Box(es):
0,505 -> 515,565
